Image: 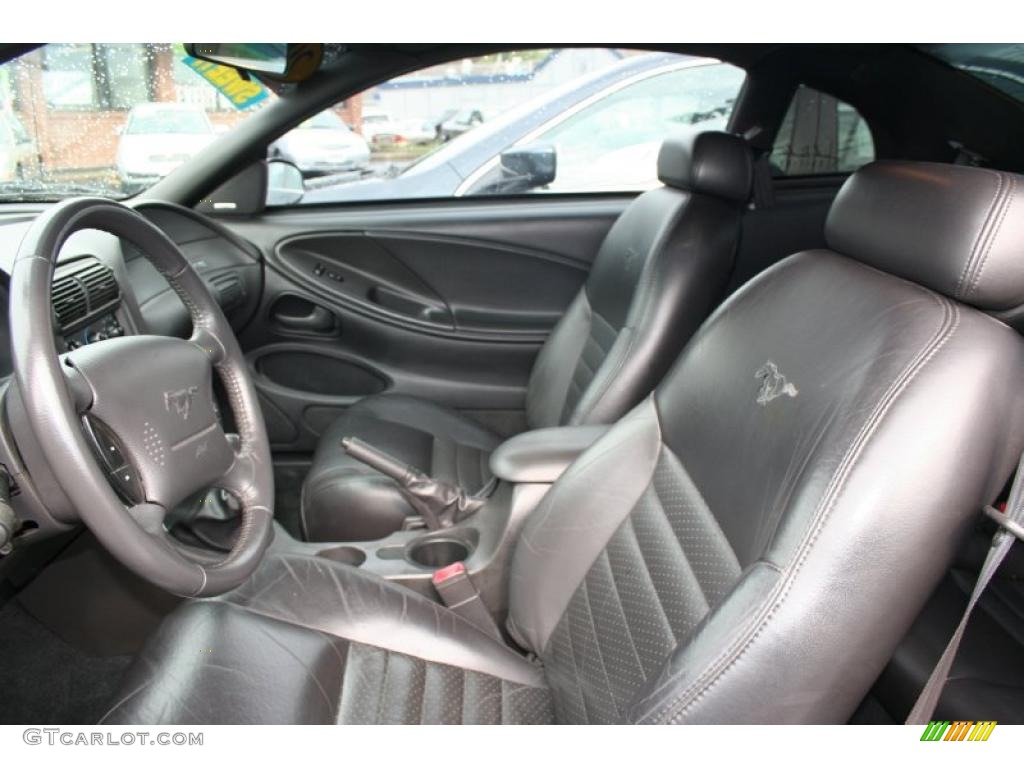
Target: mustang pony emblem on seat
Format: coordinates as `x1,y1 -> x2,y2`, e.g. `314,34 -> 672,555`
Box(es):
755,361 -> 798,405
164,386 -> 199,420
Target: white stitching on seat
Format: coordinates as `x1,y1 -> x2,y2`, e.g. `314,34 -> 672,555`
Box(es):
955,170 -> 1004,299
968,173 -> 1016,297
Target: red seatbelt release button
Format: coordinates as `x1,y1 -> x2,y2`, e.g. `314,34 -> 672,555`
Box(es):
430,560 -> 502,641
432,561 -> 466,585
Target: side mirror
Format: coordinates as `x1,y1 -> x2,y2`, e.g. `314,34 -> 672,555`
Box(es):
266,159 -> 305,207
498,144 -> 556,192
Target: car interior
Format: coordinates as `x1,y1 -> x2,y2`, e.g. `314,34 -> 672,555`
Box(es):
0,42 -> 1023,725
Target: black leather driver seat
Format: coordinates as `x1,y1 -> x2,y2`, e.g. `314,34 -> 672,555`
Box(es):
301,131 -> 754,541
105,161 -> 1024,724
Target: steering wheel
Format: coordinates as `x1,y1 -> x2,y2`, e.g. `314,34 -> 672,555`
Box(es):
9,198 -> 274,597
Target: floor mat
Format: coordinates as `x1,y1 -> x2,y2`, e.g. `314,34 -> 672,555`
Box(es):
0,598 -> 133,724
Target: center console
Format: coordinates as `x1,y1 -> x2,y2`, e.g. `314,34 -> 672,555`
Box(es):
273,424 -> 612,615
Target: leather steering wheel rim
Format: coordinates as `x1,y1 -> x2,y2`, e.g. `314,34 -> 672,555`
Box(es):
10,197 -> 274,596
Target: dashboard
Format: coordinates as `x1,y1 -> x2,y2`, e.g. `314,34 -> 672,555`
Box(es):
0,201 -> 264,539
0,203 -> 262,370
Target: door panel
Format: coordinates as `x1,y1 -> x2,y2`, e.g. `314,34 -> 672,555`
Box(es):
364,232 -> 584,335
272,230 -> 586,337
275,232 -> 456,331
223,196 -> 630,452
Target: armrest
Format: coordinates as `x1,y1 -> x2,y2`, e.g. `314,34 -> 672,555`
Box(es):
489,425 -> 611,484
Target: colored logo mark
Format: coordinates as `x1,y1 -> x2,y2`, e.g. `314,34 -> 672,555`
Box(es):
182,56 -> 268,110
920,720 -> 997,742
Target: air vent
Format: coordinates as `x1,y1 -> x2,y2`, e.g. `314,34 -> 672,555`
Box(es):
77,261 -> 119,309
51,258 -> 121,331
52,276 -> 88,329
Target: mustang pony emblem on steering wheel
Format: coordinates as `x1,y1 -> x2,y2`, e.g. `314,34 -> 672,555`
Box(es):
164,386 -> 199,420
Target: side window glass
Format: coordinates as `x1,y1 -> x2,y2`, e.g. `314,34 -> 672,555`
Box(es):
266,50 -> 746,207
770,85 -> 875,176
464,62 -> 745,195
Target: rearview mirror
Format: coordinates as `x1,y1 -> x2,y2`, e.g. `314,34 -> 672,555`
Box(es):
498,144 -> 556,192
185,44 -> 323,83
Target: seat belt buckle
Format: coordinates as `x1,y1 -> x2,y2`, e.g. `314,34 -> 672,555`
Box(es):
984,505 -> 1024,542
432,562 -> 503,641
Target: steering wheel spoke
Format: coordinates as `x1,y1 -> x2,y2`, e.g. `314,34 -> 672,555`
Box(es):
217,436 -> 264,506
128,501 -> 168,536
190,326 -> 227,365
62,360 -> 94,413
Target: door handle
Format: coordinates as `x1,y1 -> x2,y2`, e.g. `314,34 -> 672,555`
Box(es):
273,305 -> 336,333
368,285 -> 453,326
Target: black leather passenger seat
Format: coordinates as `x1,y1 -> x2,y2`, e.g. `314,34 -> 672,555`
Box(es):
301,131 -> 754,541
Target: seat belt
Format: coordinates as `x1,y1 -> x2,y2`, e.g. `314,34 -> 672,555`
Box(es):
742,126 -> 775,210
750,151 -> 775,210
432,562 -> 504,642
906,450 -> 1024,724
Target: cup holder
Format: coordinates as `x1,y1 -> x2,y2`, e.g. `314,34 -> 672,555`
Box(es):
406,537 -> 471,569
317,545 -> 367,567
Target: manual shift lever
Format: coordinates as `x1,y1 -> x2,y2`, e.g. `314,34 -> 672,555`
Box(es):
341,437 -> 494,530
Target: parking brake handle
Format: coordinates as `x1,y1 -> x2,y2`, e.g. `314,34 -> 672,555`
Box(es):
341,437 -> 493,530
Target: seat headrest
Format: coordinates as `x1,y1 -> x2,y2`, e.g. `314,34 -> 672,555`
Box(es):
826,161 -> 1024,311
657,131 -> 753,203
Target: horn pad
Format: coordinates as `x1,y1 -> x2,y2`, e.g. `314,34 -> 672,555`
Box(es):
67,335 -> 234,509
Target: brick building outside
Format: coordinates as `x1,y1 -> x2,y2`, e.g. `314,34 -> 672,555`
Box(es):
0,44 -> 362,182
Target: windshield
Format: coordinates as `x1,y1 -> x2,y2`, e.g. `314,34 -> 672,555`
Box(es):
126,109 -> 211,135
0,43 -> 271,201
301,111 -> 345,130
